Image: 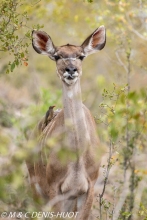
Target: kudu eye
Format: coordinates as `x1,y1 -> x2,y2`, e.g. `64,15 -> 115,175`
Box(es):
54,55 -> 60,61
78,56 -> 85,61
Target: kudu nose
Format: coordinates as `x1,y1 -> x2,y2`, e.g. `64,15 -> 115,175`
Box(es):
65,67 -> 77,75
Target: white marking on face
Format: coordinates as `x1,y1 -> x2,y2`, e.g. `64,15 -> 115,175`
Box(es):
56,68 -> 61,79
62,57 -> 77,61
63,71 -> 69,77
72,71 -> 78,77
64,77 -> 78,85
63,71 -> 79,85
63,71 -> 79,78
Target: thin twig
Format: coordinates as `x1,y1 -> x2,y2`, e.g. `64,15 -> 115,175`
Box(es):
124,48 -> 131,180
113,171 -> 131,220
99,140 -> 113,219
126,11 -> 147,42
132,179 -> 146,220
115,50 -> 128,73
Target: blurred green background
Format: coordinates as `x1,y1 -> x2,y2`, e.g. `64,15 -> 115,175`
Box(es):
0,0 -> 147,219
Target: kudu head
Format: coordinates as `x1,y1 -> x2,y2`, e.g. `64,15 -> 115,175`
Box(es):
32,26 -> 106,86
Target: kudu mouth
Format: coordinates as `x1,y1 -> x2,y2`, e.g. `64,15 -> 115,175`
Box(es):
63,69 -> 79,85
67,75 -> 75,80
66,72 -> 78,80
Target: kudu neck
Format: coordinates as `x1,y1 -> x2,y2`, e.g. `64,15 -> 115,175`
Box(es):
62,79 -> 90,152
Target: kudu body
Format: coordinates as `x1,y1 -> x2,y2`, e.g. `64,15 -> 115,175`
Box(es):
27,26 -> 106,220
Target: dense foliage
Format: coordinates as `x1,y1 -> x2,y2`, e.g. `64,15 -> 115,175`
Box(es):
0,0 -> 147,219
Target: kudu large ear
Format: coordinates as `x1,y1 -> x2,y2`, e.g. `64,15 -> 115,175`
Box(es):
32,30 -> 56,60
81,26 -> 106,56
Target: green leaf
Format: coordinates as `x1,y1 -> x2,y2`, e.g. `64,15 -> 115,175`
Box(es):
21,52 -> 24,58
11,62 -> 15,72
110,126 -> 119,141
15,59 -> 19,66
